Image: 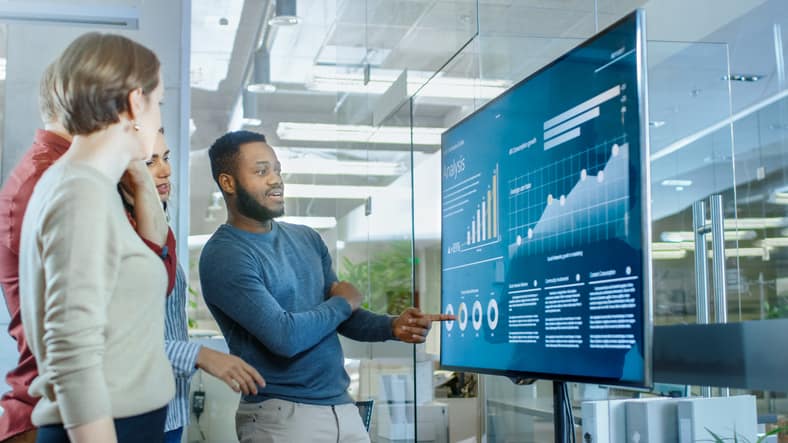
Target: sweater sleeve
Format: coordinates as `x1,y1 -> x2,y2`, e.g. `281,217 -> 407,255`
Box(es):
339,309 -> 396,342
200,243 -> 353,359
37,180 -> 116,428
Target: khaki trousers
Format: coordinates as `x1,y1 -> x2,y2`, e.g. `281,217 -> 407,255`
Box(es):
236,399 -> 370,443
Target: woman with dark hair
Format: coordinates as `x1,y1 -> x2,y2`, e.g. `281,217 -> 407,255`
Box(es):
121,128 -> 264,443
19,33 -> 174,443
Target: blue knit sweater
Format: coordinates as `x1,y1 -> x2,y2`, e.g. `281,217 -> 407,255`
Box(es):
199,221 -> 394,405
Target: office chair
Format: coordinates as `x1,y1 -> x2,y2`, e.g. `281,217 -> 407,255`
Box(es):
355,399 -> 374,432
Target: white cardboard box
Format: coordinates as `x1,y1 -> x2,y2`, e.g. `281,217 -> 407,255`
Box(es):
676,395 -> 757,443
581,399 -> 628,443
625,397 -> 679,443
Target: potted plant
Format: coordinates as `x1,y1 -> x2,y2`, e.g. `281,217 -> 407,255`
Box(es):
338,241 -> 415,315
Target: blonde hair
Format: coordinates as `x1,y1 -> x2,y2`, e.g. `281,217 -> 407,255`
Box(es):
52,32 -> 160,135
38,62 -> 58,123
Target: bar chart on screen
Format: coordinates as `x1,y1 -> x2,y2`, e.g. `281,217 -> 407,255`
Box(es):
443,162 -> 501,255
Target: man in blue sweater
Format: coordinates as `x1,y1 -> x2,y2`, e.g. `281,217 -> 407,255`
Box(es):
199,130 -> 453,443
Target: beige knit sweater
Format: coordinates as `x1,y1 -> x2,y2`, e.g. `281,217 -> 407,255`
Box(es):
19,161 -> 174,428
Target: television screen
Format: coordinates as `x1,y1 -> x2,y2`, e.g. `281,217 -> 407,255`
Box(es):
440,10 -> 652,387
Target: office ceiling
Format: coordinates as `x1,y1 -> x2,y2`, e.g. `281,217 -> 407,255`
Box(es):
187,0 -> 788,242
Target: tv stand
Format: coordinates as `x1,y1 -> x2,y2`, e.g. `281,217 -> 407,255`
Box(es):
553,381 -> 573,443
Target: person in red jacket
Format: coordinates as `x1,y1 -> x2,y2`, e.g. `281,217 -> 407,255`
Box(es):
0,62 -> 71,443
0,59 -> 175,443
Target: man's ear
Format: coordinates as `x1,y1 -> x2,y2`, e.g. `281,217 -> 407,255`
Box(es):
218,173 -> 235,195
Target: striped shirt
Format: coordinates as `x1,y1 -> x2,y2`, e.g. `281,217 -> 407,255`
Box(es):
164,264 -> 202,432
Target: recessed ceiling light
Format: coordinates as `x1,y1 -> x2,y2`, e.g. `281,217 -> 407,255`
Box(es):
268,0 -> 299,26
722,74 -> 763,82
660,230 -> 757,243
660,179 -> 692,187
242,118 -> 262,126
276,122 -> 444,145
759,237 -> 788,248
280,158 -> 404,176
247,83 -> 276,93
652,250 -> 687,260
269,15 -> 299,25
649,120 -> 665,128
773,185 -> 788,204
0,3 -> 139,28
284,184 -> 380,200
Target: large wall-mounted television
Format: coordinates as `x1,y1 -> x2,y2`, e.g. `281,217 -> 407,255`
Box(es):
440,10 -> 652,387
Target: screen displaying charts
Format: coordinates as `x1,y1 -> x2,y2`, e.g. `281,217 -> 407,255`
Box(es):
440,11 -> 652,387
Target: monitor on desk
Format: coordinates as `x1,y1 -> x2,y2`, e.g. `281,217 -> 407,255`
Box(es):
440,10 -> 652,388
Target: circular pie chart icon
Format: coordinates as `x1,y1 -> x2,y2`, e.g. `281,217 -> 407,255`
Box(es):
444,304 -> 455,331
472,300 -> 483,331
487,299 -> 499,330
458,303 -> 468,331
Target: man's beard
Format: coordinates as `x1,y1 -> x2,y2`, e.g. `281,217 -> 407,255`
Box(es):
236,182 -> 284,223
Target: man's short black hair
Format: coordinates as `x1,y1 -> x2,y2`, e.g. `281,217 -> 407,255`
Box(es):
208,130 -> 267,188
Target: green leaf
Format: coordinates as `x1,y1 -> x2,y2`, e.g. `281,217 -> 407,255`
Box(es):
706,427 -> 727,443
756,427 -> 785,443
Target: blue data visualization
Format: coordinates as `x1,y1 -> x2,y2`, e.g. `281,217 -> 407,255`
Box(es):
440,11 -> 652,387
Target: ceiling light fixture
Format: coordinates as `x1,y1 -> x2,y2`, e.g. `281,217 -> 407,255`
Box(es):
652,250 -> 687,260
281,158 -> 405,176
652,242 -> 694,251
759,237 -> 788,248
660,179 -> 692,187
0,2 -> 139,28
276,122 -> 444,145
708,247 -> 770,260
307,73 -> 509,100
717,217 -> 786,230
722,74 -> 763,82
284,184 -> 380,200
772,186 -> 788,205
268,0 -> 300,26
248,48 -> 276,93
660,230 -> 757,242
242,90 -> 262,126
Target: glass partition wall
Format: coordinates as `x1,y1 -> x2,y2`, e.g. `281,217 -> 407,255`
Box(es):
0,1 -> 783,442
179,0 -> 788,441
410,1 -> 788,442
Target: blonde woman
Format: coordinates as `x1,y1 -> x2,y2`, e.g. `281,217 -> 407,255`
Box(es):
19,33 -> 174,443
